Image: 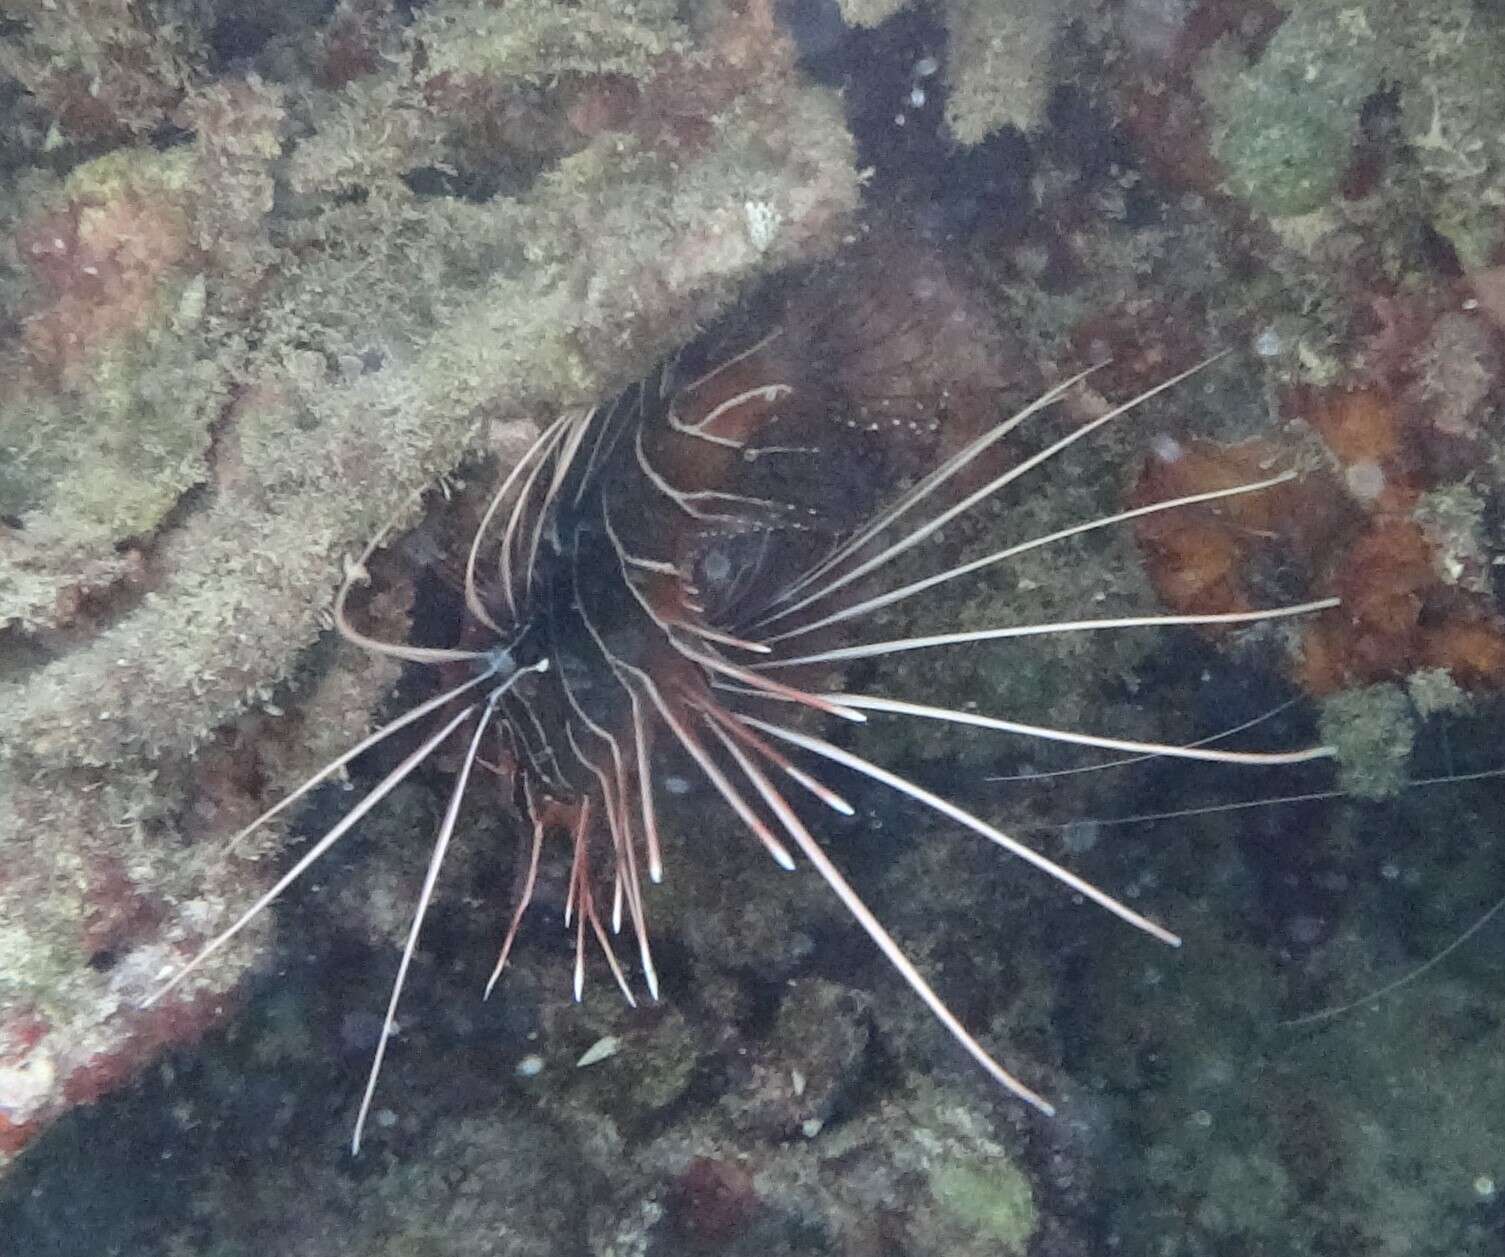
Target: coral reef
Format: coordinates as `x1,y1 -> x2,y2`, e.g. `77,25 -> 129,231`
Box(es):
0,0 -> 207,146
0,0 -> 859,1170
1059,735 -> 1505,1257
0,784 -> 1068,1255
1,1 -> 1503,1254
1104,0 -> 1505,764
1130,369 -> 1505,714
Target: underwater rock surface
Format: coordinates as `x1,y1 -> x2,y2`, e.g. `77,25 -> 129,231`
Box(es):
0,0 -> 858,1167
1,0 -> 1504,1255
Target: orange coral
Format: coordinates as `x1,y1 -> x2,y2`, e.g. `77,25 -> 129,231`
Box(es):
1130,435 -> 1344,618
1296,518 -> 1436,694
1300,385 -> 1420,513
1131,386 -> 1505,697
1420,620 -> 1505,688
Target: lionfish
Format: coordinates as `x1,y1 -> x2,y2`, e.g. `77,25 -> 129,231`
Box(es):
148,247 -> 1336,1152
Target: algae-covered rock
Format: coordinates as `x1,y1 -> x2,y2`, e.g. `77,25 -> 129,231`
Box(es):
827,0 -> 1093,141
0,0 -> 860,1174
943,0 -> 1074,143
835,0 -> 909,28
411,0 -> 684,85
1319,682 -> 1416,799
0,76 -> 286,635
929,1157 -> 1036,1253
1201,5 -> 1382,218
0,0 -> 206,146
580,1075 -> 1039,1257
1202,0 -> 1505,258
1069,748 -> 1505,1257
557,1001 -> 707,1137
725,977 -> 872,1140
0,146 -> 223,630
858,1083 -> 1038,1257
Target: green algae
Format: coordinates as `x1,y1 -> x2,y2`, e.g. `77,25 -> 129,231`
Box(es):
1319,682 -> 1416,800
1202,0 -> 1505,265
929,1159 -> 1036,1251
883,1083 -> 1039,1256
1201,6 -> 1381,218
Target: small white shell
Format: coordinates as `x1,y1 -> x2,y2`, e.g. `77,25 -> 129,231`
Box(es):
576,1036 -> 622,1068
